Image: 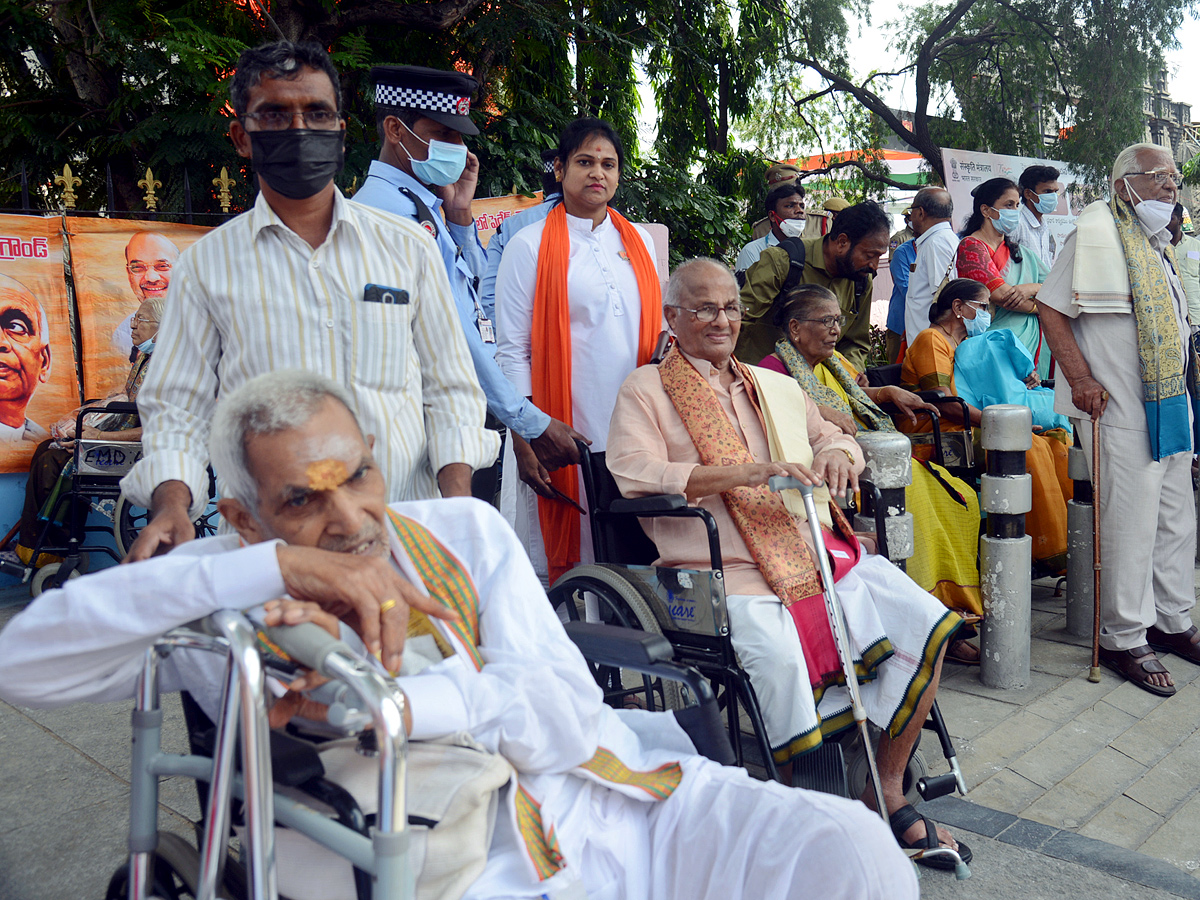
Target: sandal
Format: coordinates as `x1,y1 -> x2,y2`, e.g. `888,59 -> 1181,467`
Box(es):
889,803 -> 972,870
945,639 -> 981,667
1098,645 -> 1176,697
1146,625 -> 1200,666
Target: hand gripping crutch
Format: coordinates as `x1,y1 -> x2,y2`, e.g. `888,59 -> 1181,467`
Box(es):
768,475 -> 888,822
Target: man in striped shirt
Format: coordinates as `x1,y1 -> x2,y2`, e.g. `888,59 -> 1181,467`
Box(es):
122,40 -> 497,563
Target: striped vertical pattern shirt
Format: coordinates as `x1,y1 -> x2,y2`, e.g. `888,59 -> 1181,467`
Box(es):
121,190 -> 498,517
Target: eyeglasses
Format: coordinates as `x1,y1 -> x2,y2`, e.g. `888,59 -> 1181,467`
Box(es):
132,315 -> 158,325
796,314 -> 847,330
126,262 -> 172,276
1123,169 -> 1182,186
668,303 -> 745,323
965,300 -> 988,311
240,109 -> 341,131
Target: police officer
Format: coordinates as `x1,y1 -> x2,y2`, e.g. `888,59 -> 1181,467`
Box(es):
354,66 -> 583,486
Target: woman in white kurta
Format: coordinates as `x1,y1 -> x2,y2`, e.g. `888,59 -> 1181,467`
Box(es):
495,118 -> 662,583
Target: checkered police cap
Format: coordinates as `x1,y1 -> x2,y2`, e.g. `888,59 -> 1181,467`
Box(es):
370,65 -> 479,135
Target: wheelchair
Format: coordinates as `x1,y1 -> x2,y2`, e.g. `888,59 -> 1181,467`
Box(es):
0,400 -> 220,595
547,443 -> 968,805
108,610 -> 735,900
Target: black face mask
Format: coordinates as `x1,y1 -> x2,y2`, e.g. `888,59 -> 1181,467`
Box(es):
248,129 -> 345,199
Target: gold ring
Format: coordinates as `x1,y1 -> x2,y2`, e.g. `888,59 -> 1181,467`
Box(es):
379,598 -> 398,614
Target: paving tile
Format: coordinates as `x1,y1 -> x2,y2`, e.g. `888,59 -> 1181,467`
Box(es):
1079,795 -> 1166,850
1023,747 -> 1147,830
996,815 -> 1059,851
1104,679 -> 1175,719
1024,670 -> 1121,721
1034,623 -> 1094,649
941,667 -> 1066,707
1008,701 -> 1138,789
1029,634 -> 1103,678
918,796 -> 1017,838
922,688 -> 1020,741
1029,608 -> 1064,634
953,709 -> 1062,789
1042,829 -> 1200,897
1123,730 -> 1200,816
1111,681 -> 1200,767
965,767 -> 1046,815
1138,790 -> 1200,876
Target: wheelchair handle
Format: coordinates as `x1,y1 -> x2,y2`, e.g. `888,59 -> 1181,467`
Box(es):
767,475 -> 814,497
266,622 -> 356,679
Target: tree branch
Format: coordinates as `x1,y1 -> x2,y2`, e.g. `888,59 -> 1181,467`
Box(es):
339,0 -> 486,32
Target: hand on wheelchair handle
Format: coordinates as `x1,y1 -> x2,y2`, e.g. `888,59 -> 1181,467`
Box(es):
529,418 -> 590,471
123,490 -> 197,562
512,433 -> 557,498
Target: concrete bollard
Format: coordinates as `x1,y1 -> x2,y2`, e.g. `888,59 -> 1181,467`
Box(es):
1065,445 -> 1094,637
979,405 -> 1033,689
853,431 -> 914,568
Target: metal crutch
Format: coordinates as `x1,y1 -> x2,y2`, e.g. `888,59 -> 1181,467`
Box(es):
768,475 -> 888,820
771,475 -> 972,879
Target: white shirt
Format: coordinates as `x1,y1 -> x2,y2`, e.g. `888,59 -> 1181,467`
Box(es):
905,221 -> 959,344
734,233 -> 779,273
1015,203 -> 1054,269
1039,228 -> 1192,432
122,191 -> 498,517
494,211 -> 655,451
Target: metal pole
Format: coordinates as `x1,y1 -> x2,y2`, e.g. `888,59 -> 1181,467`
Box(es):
853,431 -> 914,568
979,405 -> 1033,689
1065,444 -> 1094,637
183,169 -> 193,225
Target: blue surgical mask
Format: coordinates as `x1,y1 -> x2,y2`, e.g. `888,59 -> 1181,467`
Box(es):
400,120 -> 468,187
965,306 -> 991,337
992,207 -> 1021,236
1034,192 -> 1058,215
137,337 -> 155,354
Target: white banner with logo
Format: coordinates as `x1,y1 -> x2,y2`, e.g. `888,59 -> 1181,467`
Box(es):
942,148 -> 1090,262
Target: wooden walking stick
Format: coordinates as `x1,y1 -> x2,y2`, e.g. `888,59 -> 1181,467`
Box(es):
1088,406 -> 1104,683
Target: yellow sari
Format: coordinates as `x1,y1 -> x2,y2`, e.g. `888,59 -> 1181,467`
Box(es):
807,352 -> 984,617
900,329 -> 1070,572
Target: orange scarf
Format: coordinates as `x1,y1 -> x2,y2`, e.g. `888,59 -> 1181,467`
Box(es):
532,204 -> 661,582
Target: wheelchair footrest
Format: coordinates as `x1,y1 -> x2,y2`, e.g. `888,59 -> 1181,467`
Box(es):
791,742 -> 850,798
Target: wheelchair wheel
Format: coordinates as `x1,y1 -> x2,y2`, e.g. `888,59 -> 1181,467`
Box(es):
841,727 -> 926,808
104,831 -> 202,899
550,564 -> 685,712
30,561 -> 82,597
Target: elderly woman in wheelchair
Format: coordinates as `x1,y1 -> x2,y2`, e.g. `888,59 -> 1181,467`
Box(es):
12,295 -> 162,568
758,283 -> 983,663
0,370 -> 917,900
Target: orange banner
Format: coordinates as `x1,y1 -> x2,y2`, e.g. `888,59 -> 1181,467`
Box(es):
65,219 -> 211,400
0,216 -> 78,473
472,192 -> 545,247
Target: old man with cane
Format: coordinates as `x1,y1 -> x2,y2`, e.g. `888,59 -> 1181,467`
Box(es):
1039,142 -> 1200,697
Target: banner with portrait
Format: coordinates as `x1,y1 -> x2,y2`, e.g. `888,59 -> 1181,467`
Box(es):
471,192 -> 545,247
65,219 -> 211,400
0,216 -> 79,473
941,148 -> 1089,263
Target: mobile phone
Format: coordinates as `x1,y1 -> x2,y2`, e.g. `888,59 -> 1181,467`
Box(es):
363,284 -> 410,305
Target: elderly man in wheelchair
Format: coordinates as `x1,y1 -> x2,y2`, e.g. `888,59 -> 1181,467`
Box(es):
607,257 -> 970,870
0,370 -> 915,900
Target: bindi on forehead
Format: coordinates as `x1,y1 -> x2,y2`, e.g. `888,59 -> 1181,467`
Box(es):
306,458 -> 350,492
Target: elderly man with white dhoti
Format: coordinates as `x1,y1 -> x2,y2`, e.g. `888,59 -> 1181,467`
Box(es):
1040,142 -> 1200,697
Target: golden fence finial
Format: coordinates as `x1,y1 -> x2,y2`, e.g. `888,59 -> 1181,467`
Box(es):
54,163 -> 82,210
212,166 -> 236,214
138,167 -> 162,211
347,176 -> 358,197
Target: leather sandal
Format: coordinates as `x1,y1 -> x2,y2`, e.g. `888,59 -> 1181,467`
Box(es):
1146,625 -> 1200,665
889,803 -> 972,870
1098,645 -> 1176,697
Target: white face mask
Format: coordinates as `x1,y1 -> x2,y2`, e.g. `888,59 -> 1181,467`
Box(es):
1123,178 -> 1175,241
779,218 -> 805,239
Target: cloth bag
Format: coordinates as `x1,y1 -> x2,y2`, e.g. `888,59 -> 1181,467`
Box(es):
275,732 -> 514,900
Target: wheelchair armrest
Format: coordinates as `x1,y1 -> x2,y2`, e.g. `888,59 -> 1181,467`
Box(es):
607,493 -> 688,515
564,621 -> 674,667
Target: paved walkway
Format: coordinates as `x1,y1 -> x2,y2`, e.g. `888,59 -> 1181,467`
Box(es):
3,573 -> 1200,898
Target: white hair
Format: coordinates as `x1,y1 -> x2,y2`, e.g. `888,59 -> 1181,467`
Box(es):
664,257 -> 737,309
1111,142 -> 1173,193
209,370 -> 361,511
